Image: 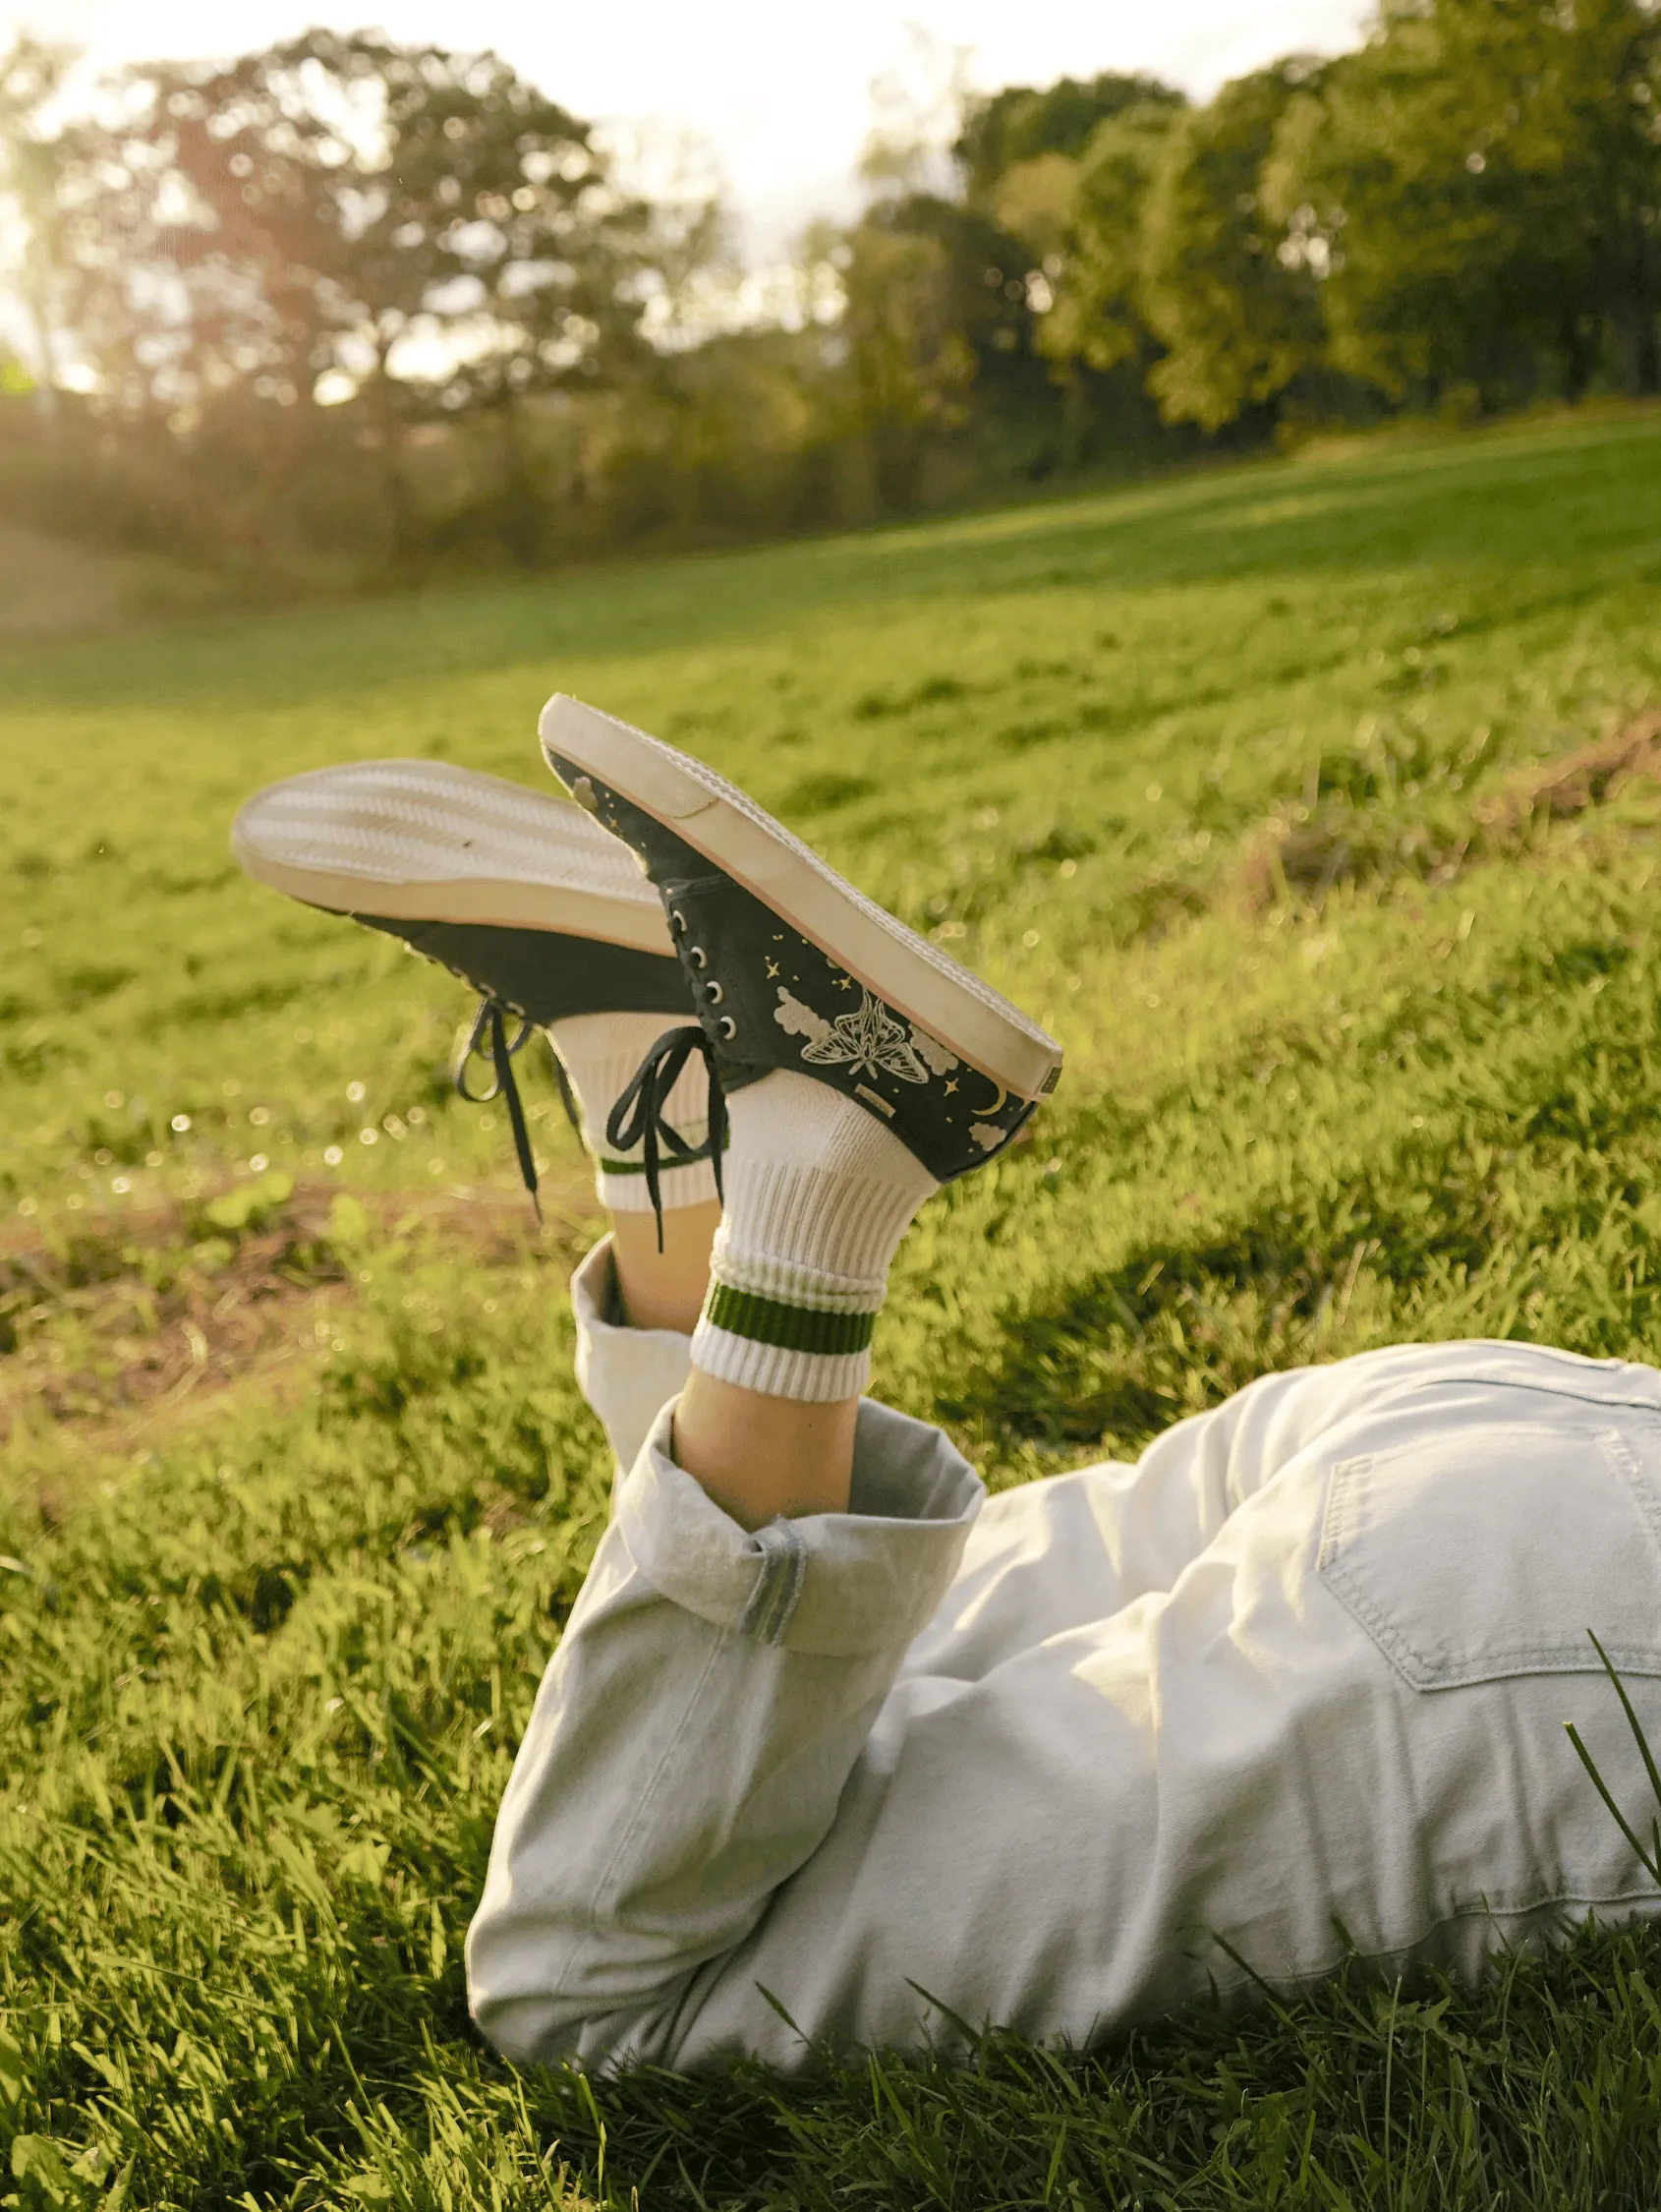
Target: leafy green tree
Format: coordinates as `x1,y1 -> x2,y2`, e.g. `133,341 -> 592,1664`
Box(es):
67,31 -> 668,556
1028,95 -> 1187,378
1139,62 -> 1331,431
955,74 -> 1180,209
832,208 -> 978,508
1265,0 -> 1661,406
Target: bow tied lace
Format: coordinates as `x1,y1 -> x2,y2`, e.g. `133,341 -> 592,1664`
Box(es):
605,1024 -> 728,1249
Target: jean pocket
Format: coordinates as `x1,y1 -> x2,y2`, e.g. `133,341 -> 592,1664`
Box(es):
1318,1413 -> 1661,1690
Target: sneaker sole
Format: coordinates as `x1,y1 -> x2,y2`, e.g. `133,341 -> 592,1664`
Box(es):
231,759 -> 671,956
540,696 -> 1063,1102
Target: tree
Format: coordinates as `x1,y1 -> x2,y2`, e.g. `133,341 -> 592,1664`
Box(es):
1139,62 -> 1331,431
955,74 -> 1180,209
831,206 -> 978,508
65,32 -> 671,556
1265,0 -> 1661,407
1026,95 -> 1187,378
0,35 -> 78,417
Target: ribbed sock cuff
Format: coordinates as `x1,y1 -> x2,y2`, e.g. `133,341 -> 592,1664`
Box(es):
686,1077 -> 937,1403
691,1270 -> 881,1401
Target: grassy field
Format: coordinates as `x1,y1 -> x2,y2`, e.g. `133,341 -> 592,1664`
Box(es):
5,407 -> 1661,2206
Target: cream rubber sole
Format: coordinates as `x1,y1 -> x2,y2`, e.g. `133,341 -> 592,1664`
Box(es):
231,758 -> 670,955
539,695 -> 1063,1102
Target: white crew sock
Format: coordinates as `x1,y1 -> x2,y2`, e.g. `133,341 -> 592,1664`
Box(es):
691,1070 -> 938,1402
547,1011 -> 721,1214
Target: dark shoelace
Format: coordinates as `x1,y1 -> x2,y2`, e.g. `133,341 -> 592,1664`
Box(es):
453,997 -> 582,1221
605,1023 -> 728,1250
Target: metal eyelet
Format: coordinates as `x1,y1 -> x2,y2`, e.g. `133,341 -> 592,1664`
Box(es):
688,945 -> 707,969
717,1015 -> 737,1040
705,979 -> 724,1005
669,909 -> 686,935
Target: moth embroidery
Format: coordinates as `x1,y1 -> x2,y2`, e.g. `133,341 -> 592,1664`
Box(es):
774,986 -> 929,1084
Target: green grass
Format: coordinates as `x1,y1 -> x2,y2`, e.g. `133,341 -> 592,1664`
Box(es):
6,409 -> 1661,2206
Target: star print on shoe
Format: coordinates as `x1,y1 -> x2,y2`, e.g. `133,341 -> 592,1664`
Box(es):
230,759 -> 715,1213
538,693 -> 1063,1186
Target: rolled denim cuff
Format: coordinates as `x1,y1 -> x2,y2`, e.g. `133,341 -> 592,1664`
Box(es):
615,1399 -> 983,1659
570,1236 -> 695,1481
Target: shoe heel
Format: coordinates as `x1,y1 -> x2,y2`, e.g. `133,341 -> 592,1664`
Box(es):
541,695 -> 716,823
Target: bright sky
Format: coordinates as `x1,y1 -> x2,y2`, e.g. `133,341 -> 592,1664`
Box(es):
10,1 -> 1372,255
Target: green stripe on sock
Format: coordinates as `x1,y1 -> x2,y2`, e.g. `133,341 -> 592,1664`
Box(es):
600,1133 -> 726,1177
705,1281 -> 877,1358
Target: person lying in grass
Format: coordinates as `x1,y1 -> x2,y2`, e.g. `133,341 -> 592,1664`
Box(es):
234,702 -> 1661,2073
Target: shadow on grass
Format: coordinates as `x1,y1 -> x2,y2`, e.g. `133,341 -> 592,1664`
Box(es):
938,1179 -> 1493,1460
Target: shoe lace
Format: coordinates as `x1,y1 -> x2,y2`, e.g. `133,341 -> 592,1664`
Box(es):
454,996 -> 582,1222
604,1023 -> 727,1250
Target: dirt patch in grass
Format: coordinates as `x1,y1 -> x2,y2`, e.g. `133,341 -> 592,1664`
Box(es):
1481,712 -> 1661,830
1236,709 -> 1661,912
0,1175 -> 588,1456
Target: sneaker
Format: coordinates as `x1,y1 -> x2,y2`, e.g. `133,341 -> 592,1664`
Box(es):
230,759 -> 699,1207
538,695 -> 1063,1186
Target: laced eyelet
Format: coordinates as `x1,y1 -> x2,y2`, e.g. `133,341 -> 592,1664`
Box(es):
669,909 -> 686,935
704,979 -> 724,1004
717,1015 -> 737,1040
688,945 -> 708,968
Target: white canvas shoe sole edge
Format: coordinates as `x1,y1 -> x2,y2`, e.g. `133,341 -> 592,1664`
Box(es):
540,694 -> 1064,1101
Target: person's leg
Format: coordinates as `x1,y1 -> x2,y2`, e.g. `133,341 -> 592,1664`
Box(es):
484,1151 -> 1661,2079
672,1376 -> 858,1526
669,1068 -> 935,1522
904,1338 -> 1488,1683
706,1345 -> 1661,2063
609,1202 -> 718,1332
566,1213 -> 712,1486
546,1018 -> 724,1479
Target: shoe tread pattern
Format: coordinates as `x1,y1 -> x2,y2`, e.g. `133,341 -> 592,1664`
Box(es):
233,758 -> 658,906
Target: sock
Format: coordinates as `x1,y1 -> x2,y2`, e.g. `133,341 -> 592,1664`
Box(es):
691,1070 -> 938,1403
548,1011 -> 721,1214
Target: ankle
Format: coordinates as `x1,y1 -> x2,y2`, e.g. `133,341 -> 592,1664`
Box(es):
671,1368 -> 856,1525
611,1200 -> 720,1333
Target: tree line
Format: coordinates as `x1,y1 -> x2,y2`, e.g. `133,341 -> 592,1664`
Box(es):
1,0 -> 1657,582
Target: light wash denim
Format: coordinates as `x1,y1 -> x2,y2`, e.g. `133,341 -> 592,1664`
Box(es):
465,1239 -> 1661,2071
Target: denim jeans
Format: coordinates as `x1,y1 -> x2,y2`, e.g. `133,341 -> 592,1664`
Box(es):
466,1239 -> 1661,2071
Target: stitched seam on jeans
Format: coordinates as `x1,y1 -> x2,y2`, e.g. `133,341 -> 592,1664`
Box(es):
1416,1374 -> 1661,1416
1315,1453 -> 1366,1577
1599,1419 -> 1661,1567
1199,1883 -> 1661,2002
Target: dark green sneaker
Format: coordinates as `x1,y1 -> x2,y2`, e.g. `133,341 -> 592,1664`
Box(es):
230,759 -> 695,1205
539,695 -> 1062,1185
